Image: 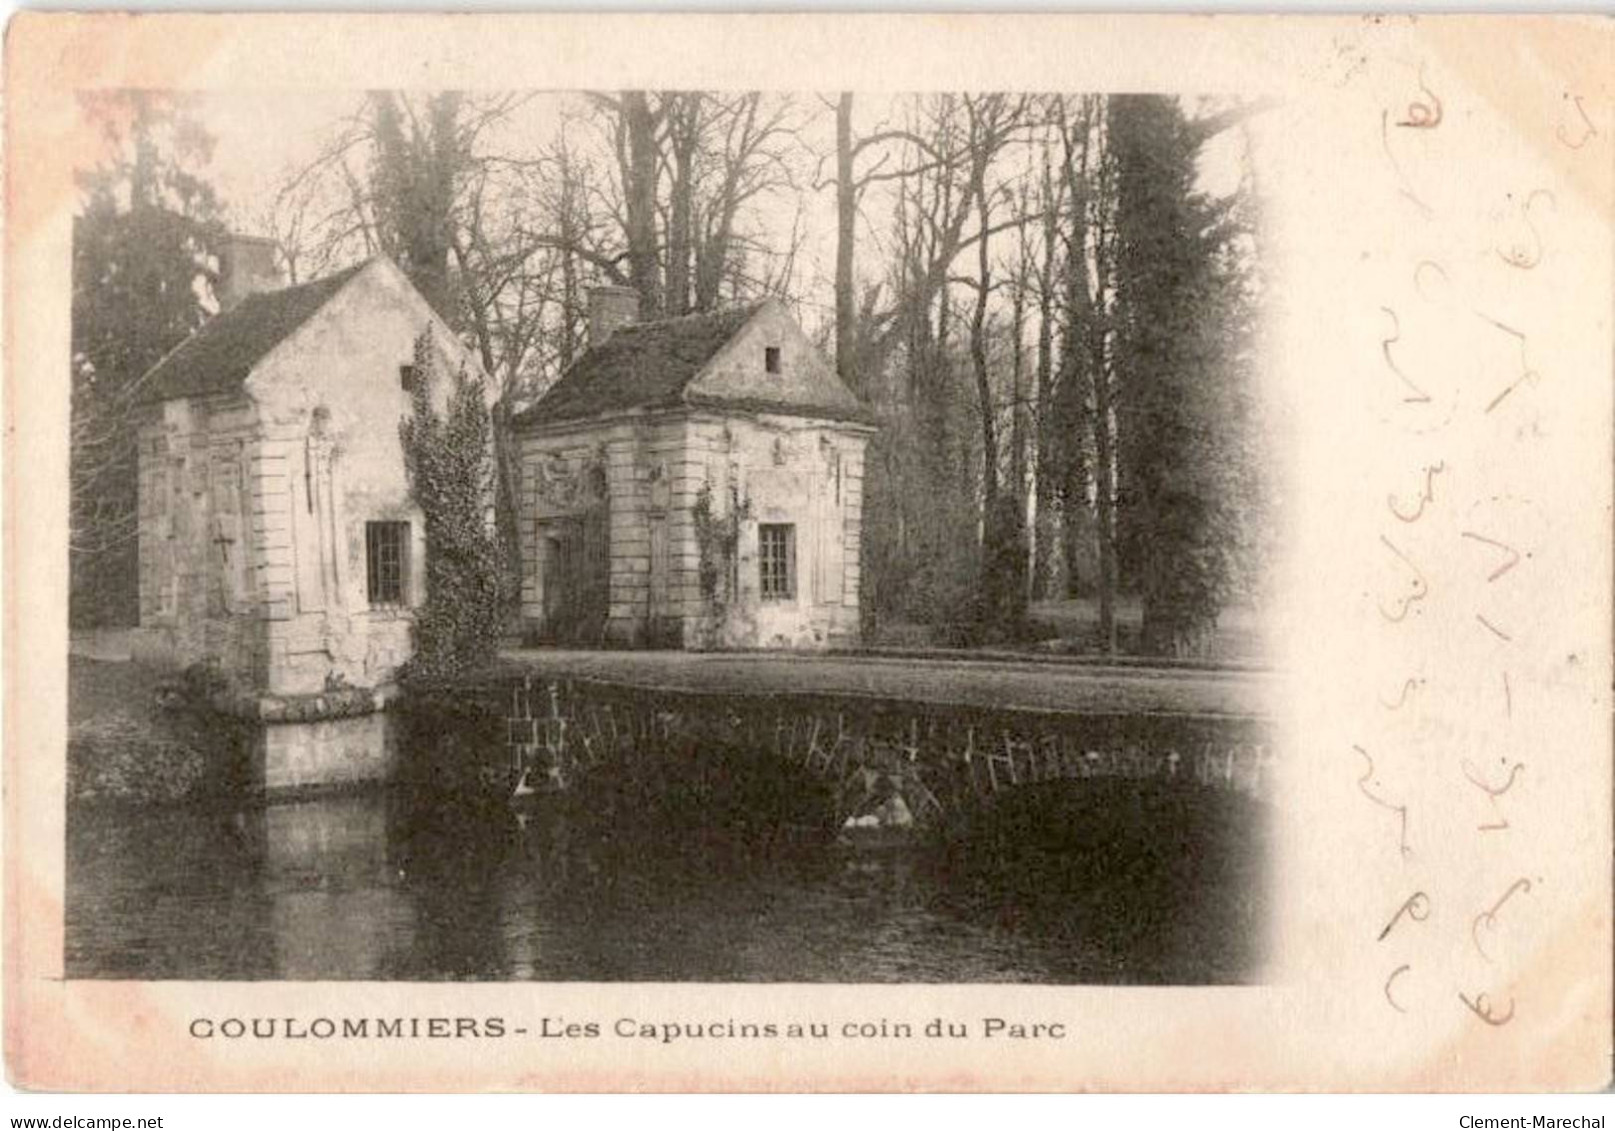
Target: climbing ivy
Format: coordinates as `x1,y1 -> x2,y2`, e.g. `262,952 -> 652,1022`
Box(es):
691,480 -> 750,612
397,324 -> 505,683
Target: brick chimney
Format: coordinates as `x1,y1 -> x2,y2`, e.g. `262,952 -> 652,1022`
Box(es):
587,284 -> 640,348
217,234 -> 284,311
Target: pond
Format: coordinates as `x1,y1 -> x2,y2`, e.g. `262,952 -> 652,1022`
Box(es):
66,699 -> 1271,984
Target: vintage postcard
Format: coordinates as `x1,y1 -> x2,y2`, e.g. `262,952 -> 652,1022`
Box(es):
4,12 -> 1611,1092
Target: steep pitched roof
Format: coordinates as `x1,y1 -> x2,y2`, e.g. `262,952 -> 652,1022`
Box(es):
514,304 -> 762,425
513,302 -> 873,427
134,261 -> 370,404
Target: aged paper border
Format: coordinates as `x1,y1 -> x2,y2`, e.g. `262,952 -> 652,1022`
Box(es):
5,11 -> 1612,1092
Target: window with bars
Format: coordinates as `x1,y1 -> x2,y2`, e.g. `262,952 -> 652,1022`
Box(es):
366,521 -> 410,606
758,523 -> 796,601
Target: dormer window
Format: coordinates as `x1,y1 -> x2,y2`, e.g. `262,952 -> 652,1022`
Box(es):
764,346 -> 781,375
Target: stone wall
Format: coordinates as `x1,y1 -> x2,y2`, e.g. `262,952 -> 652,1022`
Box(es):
515,409 -> 869,649
685,301 -> 862,421
135,394 -> 264,685
684,412 -> 867,649
136,258 -> 489,696
246,261 -> 478,694
255,711 -> 397,793
501,674 -> 1277,829
515,423 -> 617,643
605,416 -> 687,644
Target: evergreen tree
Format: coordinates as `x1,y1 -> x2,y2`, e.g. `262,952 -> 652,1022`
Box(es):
1107,94 -> 1260,655
71,92 -> 227,626
977,492 -> 1030,642
369,92 -> 463,323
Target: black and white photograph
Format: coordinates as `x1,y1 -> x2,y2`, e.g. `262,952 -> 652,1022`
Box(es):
8,11 -> 1611,1096
63,85 -> 1277,985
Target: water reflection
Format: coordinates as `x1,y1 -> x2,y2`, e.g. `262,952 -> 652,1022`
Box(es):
67,779 -> 1265,984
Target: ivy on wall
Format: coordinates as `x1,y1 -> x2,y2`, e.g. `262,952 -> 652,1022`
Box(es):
398,325 -> 505,682
691,480 -> 750,617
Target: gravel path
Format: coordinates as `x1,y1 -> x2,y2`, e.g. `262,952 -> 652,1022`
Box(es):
500,648 -> 1273,718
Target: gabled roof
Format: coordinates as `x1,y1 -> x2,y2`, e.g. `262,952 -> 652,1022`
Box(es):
134,261 -> 370,404
513,304 -> 763,425
512,301 -> 872,427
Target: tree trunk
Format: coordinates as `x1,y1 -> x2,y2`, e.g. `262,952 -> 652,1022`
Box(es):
1009,237 -> 1028,507
665,94 -> 700,317
559,200 -> 579,371
1056,97 -> 1115,652
1087,126 -> 1118,654
623,91 -> 662,318
969,150 -> 998,512
1032,146 -> 1060,599
835,93 -> 858,395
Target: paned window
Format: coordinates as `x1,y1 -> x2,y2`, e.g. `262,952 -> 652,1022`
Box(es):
366,521 -> 410,606
758,523 -> 796,601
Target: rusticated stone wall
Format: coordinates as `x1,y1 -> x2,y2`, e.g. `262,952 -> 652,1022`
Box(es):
503,676 -> 1274,830
516,411 -> 868,650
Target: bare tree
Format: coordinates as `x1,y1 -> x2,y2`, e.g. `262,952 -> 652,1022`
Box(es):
663,92 -> 703,316
1030,115 -> 1067,598
961,94 -> 1029,511
690,93 -> 801,312
597,90 -> 665,318
820,93 -> 961,395
1052,95 -> 1118,651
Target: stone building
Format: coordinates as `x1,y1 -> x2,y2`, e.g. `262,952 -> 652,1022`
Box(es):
511,287 -> 876,649
132,248 -> 487,702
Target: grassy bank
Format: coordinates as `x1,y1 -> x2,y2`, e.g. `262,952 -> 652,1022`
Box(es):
68,657 -> 251,805
869,596 -> 1264,664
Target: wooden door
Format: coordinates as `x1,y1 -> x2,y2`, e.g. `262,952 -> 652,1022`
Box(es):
541,510 -> 609,645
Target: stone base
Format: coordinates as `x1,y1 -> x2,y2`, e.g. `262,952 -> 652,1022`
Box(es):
213,684 -> 398,723
254,711 -> 397,794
